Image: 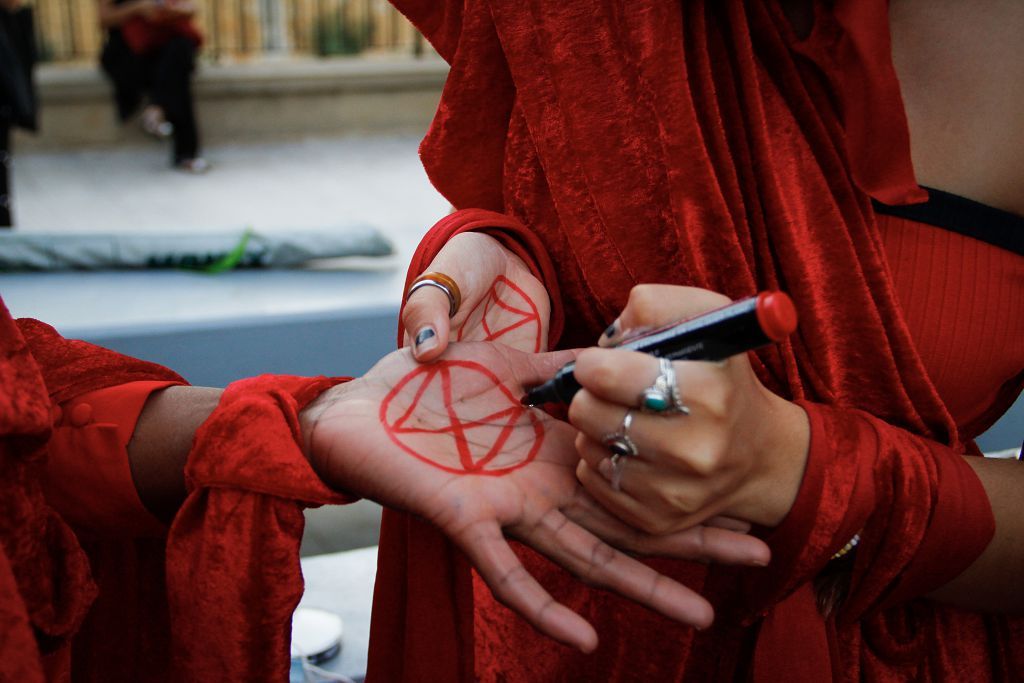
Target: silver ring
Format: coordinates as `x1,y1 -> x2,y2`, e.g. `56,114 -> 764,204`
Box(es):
638,357 -> 690,415
405,278 -> 458,319
407,272 -> 463,319
602,409 -> 638,491
608,454 -> 625,491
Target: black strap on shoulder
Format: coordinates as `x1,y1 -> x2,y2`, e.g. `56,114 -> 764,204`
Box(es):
872,187 -> 1024,257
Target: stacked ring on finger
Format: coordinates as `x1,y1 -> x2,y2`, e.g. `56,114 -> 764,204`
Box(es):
638,356 -> 690,415
601,409 -> 637,491
407,271 -> 463,318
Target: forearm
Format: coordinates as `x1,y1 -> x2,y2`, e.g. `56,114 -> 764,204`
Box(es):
127,385 -> 221,522
927,455 -> 1024,613
128,381 -> 350,522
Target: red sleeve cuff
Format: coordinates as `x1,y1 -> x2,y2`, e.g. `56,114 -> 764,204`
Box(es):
42,380 -> 183,537
747,400 -> 995,620
165,375 -> 352,680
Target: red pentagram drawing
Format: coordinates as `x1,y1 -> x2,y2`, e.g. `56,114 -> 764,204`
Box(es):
456,275 -> 543,352
379,360 -> 544,476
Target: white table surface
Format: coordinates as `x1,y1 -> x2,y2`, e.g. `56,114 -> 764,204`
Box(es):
296,546 -> 379,682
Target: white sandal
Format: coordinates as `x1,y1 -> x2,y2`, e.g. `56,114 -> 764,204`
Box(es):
176,157 -> 211,174
141,106 -> 173,139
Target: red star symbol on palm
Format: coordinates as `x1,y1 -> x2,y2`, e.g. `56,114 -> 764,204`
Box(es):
457,276 -> 543,352
380,360 -> 544,476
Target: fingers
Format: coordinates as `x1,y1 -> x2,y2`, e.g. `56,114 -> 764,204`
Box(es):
402,284 -> 453,362
513,507 -> 715,630
574,450 -> 690,534
570,381 -> 726,479
574,429 -> 732,535
704,515 -> 753,533
574,348 -> 728,410
454,519 -> 599,653
563,487 -> 770,566
599,285 -> 732,347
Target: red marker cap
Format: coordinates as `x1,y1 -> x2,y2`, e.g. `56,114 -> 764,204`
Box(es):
755,291 -> 798,341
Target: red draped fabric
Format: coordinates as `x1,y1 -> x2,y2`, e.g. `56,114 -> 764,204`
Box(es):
0,309 -> 183,682
0,301 -> 353,681
369,1 -> 1019,680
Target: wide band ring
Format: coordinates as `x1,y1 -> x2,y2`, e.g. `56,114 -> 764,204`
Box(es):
638,356 -> 690,415
602,409 -> 637,491
407,271 -> 463,318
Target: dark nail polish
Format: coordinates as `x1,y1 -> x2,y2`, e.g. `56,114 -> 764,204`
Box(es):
603,323 -> 617,338
415,327 -> 436,347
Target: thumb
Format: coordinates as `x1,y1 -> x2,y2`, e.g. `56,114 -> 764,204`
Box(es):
402,285 -> 453,362
600,285 -> 732,347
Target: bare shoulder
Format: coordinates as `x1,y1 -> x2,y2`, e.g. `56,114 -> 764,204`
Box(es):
890,0 -> 1024,215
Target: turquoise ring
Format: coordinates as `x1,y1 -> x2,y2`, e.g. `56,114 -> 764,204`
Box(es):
638,357 -> 690,415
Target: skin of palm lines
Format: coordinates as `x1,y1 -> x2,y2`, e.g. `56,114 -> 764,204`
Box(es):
380,359 -> 545,476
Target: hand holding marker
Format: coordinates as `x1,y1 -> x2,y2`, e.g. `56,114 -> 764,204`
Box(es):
521,292 -> 798,406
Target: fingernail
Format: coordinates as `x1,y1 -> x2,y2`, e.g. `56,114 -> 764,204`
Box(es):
414,326 -> 437,351
603,322 -> 618,338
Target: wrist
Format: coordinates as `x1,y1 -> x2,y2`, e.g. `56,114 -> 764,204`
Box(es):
743,393 -> 810,527
298,379 -> 357,484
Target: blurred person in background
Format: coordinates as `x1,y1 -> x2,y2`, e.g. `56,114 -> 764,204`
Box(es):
0,0 -> 37,227
97,0 -> 208,173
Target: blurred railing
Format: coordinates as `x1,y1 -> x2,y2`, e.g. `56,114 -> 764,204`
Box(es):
32,0 -> 425,63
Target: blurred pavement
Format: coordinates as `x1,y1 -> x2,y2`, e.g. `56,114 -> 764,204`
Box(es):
4,134 -> 449,330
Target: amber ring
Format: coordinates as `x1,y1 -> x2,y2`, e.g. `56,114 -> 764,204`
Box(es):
407,271 -> 463,318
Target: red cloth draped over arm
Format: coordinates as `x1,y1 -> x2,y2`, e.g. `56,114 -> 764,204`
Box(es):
4,312 -> 364,681
165,375 -> 352,682
16,318 -> 186,403
1,310 -> 185,682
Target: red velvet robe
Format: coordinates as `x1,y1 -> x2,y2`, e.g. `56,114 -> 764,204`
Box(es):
0,302 -> 348,682
368,1 -> 1021,680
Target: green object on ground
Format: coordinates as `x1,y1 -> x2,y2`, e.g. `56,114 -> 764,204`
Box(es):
195,228 -> 253,274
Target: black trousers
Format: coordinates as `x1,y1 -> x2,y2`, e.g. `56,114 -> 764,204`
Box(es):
101,34 -> 200,164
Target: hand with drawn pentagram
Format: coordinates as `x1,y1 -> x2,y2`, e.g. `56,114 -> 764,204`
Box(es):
402,232 -> 550,361
301,342 -> 771,652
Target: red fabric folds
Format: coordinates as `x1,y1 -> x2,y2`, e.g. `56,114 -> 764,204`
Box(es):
1,309 -> 184,682
165,374 -> 351,682
371,0 -> 1015,680
790,1 -> 928,206
3,304 -> 357,681
16,318 -> 186,405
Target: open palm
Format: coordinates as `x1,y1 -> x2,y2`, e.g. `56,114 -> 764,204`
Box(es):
304,342 -> 768,651
402,232 -> 551,360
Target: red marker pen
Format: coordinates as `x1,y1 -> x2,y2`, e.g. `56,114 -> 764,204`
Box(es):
521,291 -> 798,406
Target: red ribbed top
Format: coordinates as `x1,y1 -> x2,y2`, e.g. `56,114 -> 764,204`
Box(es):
878,214 -> 1024,436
